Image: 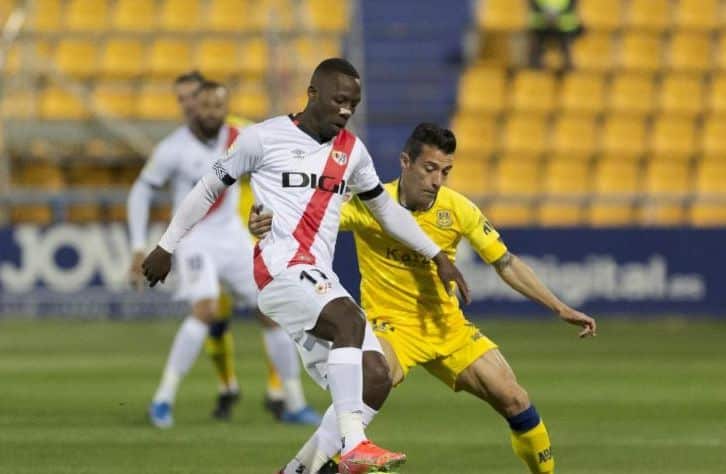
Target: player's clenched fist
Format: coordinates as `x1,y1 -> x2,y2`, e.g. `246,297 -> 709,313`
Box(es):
142,245 -> 173,287
432,251 -> 471,305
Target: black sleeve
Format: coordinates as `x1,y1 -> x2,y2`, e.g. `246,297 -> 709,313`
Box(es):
357,183 -> 384,201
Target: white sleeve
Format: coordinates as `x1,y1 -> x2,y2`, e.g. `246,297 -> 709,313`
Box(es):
212,125 -> 263,182
362,190 -> 441,259
127,179 -> 155,251
347,142 -> 381,195
140,141 -> 176,187
157,173 -> 227,253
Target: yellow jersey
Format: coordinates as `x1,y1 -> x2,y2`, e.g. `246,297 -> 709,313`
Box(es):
340,180 -> 507,322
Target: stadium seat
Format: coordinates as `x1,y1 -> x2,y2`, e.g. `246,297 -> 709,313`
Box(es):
230,83 -> 270,120
537,201 -> 583,226
446,157 -> 487,197
0,0 -> 16,25
592,156 -> 640,196
549,114 -> 598,157
9,204 -> 54,224
137,83 -> 178,120
650,116 -> 697,160
478,33 -> 514,67
39,87 -> 90,120
206,0 -> 251,31
54,40 -> 99,79
667,32 -> 711,72
707,74 -> 726,114
491,157 -> 542,197
67,203 -> 103,223
249,0 -> 294,32
27,0 -> 62,32
638,203 -> 686,226
716,34 -> 726,70
458,67 -> 507,114
694,161 -> 726,196
151,204 -> 172,222
450,113 -> 498,157
578,0 -> 622,32
618,32 -> 663,72
196,39 -> 241,79
674,0 -> 720,31
476,0 -> 527,31
586,201 -> 635,226
111,0 -> 158,32
484,202 -> 534,226
240,38 -> 269,77
559,72 -> 606,115
65,0 -> 108,32
66,164 -> 114,187
643,160 -> 691,197
689,200 -> 726,226
608,73 -> 656,116
159,0 -> 200,31
13,160 -> 65,189
99,39 -> 145,79
701,117 -> 726,157
572,32 -> 614,71
500,114 -> 548,156
107,203 -> 126,222
509,70 -> 556,113
5,41 -> 53,76
624,0 -> 671,32
542,155 -> 591,197
291,37 -> 342,71
92,85 -> 137,118
2,89 -> 37,118
600,114 -> 647,156
307,0 -> 349,32
658,74 -> 705,117
147,39 -> 194,78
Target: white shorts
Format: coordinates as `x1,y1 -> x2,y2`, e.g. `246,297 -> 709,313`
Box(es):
257,263 -> 383,388
174,220 -> 257,306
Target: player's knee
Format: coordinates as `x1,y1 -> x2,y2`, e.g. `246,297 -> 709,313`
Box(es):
500,384 -> 531,417
192,299 -> 217,324
362,351 -> 392,410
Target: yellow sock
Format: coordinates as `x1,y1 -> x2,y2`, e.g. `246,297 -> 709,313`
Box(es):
265,351 -> 284,397
511,420 -> 554,473
205,327 -> 237,392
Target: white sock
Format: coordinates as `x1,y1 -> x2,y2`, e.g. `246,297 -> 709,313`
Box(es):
263,327 -> 306,412
283,435 -> 318,474
327,347 -> 366,455
153,316 -> 207,404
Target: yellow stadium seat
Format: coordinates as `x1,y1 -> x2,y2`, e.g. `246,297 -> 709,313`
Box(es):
445,157 -> 487,197
0,1 -> 16,25
701,117 -> 726,156
708,74 -> 726,114
689,200 -> 726,226
500,114 -> 548,156
538,201 -> 583,226
14,160 -> 65,189
572,32 -> 614,72
478,33 -> 514,67
619,32 -> 663,72
244,0 -> 293,32
137,84 -> 178,120
206,0 -> 250,31
65,0 -> 108,32
99,39 -> 145,79
111,0 -> 157,32
477,0 -> 527,31
159,0 -> 200,31
658,74 -> 705,117
291,37 -> 341,71
40,87 -> 89,120
66,164 -> 114,187
650,116 -> 696,159
491,157 -> 542,197
92,85 -> 136,118
67,203 -> 103,223
578,0 -> 622,32
5,41 -> 53,76
643,160 -> 691,196
542,156 -> 591,197
27,0 -> 62,32
450,114 -> 498,157
668,32 -> 711,72
107,203 -> 126,222
196,39 -> 241,79
674,0 -> 720,31
593,156 -> 640,196
485,202 -> 534,226
240,38 -> 269,77
509,70 -> 556,113
600,115 -> 647,156
230,83 -> 270,120
10,204 -> 54,224
694,161 -> 726,196
458,67 -> 507,114
559,72 -> 606,115
608,73 -> 656,115
549,114 -> 598,157
147,39 -> 194,78
587,202 -> 635,226
54,40 -> 98,79
151,204 -> 172,223
638,203 -> 686,226
625,0 -> 671,31
308,0 -> 349,32
2,89 -> 37,118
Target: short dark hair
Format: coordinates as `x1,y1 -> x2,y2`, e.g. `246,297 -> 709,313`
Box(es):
403,123 -> 457,161
174,70 -> 205,85
312,58 -> 360,80
196,80 -> 226,93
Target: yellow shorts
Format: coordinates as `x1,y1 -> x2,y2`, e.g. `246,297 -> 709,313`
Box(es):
371,316 -> 498,390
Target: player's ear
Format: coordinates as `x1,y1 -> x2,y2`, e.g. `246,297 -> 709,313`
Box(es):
400,152 -> 412,169
307,85 -> 318,103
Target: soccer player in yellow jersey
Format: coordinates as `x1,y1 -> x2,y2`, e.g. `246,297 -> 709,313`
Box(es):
251,123 -> 596,473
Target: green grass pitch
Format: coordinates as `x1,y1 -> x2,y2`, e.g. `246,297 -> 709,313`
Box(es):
0,318 -> 724,473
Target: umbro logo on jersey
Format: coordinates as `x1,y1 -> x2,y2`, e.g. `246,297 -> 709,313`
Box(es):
291,149 -> 305,159
281,172 -> 348,195
331,150 -> 348,165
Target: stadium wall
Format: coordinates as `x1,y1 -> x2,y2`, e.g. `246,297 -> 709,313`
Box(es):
0,224 -> 723,318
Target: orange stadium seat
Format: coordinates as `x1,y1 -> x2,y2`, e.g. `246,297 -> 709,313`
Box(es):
537,201 -> 583,226
608,73 -> 656,116
592,156 -> 640,196
650,116 -> 697,160
92,85 -> 136,118
624,0 -> 671,32
643,160 -> 691,197
240,38 -> 269,77
509,70 -> 556,113
694,161 -> 726,196
668,32 -> 711,72
674,0 -> 720,31
137,83 -> 178,120
147,38 -> 194,78
445,157 -> 487,197
587,201 -> 635,227
619,32 -> 663,72
578,0 -> 622,32
542,155 -> 591,197
559,72 -> 606,115
65,0 -> 108,32
27,0 -> 62,32
159,0 -> 200,31
308,0 -> 349,32
658,74 -> 705,117
450,114 -> 498,157
572,32 -> 614,71
111,0 -> 157,32
230,83 -> 270,120
549,114 -> 598,157
491,157 -> 542,197
99,39 -> 145,79
10,204 -> 54,224
457,67 -> 506,114
196,39 -> 241,79
689,201 -> 726,226
67,203 -> 103,223
638,202 -> 686,226
477,0 -> 527,31
500,114 -> 548,156
39,86 -> 90,120
707,74 -> 726,114
701,117 -> 726,157
600,114 -> 647,156
206,0 -> 251,32
484,202 -> 534,226
54,39 -> 99,79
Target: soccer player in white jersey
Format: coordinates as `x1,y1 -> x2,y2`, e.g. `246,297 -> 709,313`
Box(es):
140,58 -> 471,473
128,80 -> 319,428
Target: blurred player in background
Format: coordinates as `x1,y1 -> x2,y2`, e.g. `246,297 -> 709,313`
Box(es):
250,123 -> 597,474
128,79 -> 319,428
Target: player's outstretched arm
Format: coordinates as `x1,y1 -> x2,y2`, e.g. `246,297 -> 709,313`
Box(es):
493,252 -> 597,338
127,179 -> 156,290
